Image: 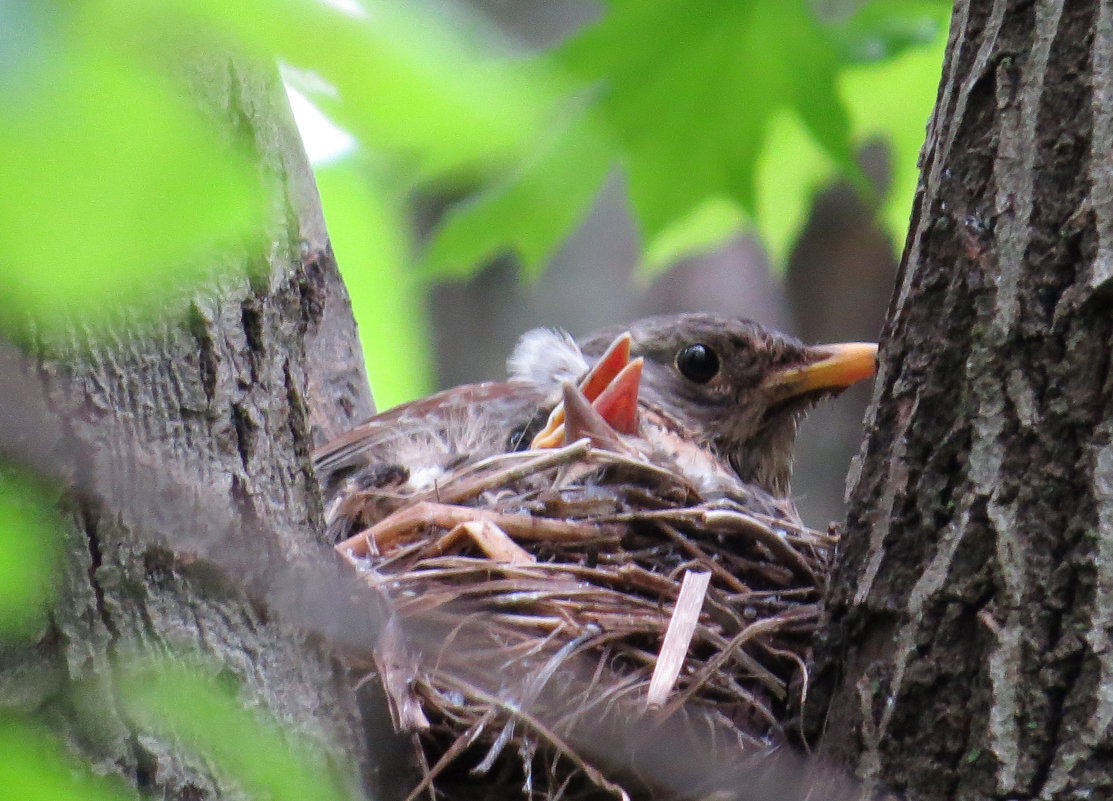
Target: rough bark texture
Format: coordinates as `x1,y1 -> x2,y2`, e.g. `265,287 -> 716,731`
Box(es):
809,2 -> 1113,800
0,54 -> 384,798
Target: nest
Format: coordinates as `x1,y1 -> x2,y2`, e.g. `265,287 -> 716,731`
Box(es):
333,439 -> 834,801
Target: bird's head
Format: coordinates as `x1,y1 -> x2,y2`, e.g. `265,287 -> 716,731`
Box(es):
577,314 -> 877,496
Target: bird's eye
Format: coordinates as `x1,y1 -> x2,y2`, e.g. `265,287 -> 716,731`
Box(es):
675,343 -> 720,383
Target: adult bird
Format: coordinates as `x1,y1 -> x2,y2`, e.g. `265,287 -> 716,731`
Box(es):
313,313 -> 877,532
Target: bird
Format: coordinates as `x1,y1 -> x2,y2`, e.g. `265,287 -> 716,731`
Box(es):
313,313 -> 877,536
528,315 -> 877,497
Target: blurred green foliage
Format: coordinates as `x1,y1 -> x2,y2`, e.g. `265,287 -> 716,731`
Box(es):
0,718 -> 137,801
0,472 -> 60,638
314,156 -> 437,414
349,0 -> 949,404
0,3 -> 262,333
0,0 -> 949,404
120,660 -> 354,801
422,0 -> 951,286
0,0 -> 950,796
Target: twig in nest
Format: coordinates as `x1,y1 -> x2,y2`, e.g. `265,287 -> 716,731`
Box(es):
657,607 -> 817,723
402,707 -> 499,801
647,570 -> 711,709
373,618 -> 431,732
337,500 -> 609,558
434,672 -> 633,801
421,439 -> 595,506
655,521 -> 750,594
426,519 -> 536,564
701,509 -> 818,584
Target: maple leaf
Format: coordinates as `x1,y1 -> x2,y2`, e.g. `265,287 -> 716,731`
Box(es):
423,0 -> 949,278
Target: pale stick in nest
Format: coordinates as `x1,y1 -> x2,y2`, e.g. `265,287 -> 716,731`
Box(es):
646,570 -> 711,709
338,500 -> 611,558
334,440 -> 832,800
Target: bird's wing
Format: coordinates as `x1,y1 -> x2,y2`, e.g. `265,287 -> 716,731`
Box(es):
312,381 -> 552,483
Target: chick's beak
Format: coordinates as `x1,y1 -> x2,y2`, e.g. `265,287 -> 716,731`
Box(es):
531,332 -> 640,448
761,342 -> 879,401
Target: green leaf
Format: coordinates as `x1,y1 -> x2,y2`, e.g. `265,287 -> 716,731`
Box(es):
840,16 -> 948,250
131,0 -> 562,178
0,20 -> 262,334
315,157 -> 434,408
825,0 -> 953,63
755,110 -> 838,268
421,0 -> 949,279
641,198 -> 746,281
422,107 -> 612,280
643,108 -> 840,277
119,659 -> 355,801
0,471 -> 61,639
554,0 -> 858,244
0,719 -> 138,801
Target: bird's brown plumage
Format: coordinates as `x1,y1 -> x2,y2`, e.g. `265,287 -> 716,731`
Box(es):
313,313 -> 876,532
578,314 -> 875,495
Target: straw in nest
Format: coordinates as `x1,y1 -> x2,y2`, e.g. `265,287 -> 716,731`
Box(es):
334,438 -> 833,801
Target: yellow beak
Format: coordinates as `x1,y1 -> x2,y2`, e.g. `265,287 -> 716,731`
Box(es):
761,342 -> 878,400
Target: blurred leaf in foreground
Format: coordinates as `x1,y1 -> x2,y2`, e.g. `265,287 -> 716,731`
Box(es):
120,659 -> 355,801
0,719 -> 138,801
315,155 -> 434,408
284,77 -> 432,407
160,0 -> 561,179
0,7 -> 262,334
0,470 -> 61,639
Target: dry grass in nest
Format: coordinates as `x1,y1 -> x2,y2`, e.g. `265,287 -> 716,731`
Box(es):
333,440 -> 834,801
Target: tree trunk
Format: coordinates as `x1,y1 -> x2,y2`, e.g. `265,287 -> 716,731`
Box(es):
0,53 -> 389,798
810,2 -> 1113,799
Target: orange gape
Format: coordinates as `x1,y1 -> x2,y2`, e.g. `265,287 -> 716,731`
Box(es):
530,331 -> 642,448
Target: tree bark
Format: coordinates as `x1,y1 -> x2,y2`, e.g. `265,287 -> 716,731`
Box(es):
810,2 -> 1113,799
0,53 -> 386,798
